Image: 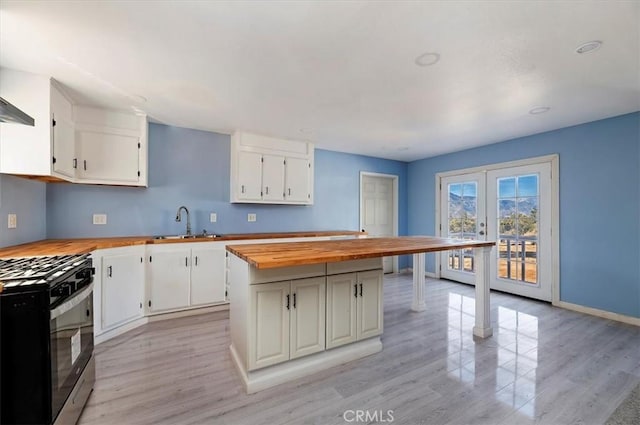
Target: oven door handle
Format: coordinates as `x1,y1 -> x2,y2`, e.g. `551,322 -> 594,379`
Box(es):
50,282 -> 94,320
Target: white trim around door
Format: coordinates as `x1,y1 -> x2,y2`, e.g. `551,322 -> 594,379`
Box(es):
360,171 -> 399,273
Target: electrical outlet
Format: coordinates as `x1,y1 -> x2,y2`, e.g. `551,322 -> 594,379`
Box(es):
93,214 -> 107,225
210,213 -> 217,223
7,214 -> 17,229
247,213 -> 257,222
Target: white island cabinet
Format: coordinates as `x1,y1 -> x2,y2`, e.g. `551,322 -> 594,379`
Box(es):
228,254 -> 383,394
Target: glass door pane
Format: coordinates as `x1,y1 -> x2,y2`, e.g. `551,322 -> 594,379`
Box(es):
440,172 -> 486,285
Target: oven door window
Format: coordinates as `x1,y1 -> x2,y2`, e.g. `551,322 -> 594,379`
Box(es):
50,292 -> 93,420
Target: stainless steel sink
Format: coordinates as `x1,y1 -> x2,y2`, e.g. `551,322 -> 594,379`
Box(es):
153,234 -> 223,240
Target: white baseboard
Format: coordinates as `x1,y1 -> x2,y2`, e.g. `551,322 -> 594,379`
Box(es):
554,300 -> 640,327
95,317 -> 148,345
96,303 -> 230,345
230,337 -> 383,394
399,267 -> 437,279
147,303 -> 229,322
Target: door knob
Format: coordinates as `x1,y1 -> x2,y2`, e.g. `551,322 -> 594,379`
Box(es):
479,231 -> 485,236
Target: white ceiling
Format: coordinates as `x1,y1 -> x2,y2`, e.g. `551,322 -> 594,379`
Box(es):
1,1 -> 639,162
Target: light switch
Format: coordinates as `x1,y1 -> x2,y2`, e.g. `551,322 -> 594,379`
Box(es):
93,214 -> 107,225
210,213 -> 217,223
7,214 -> 17,229
247,213 -> 257,222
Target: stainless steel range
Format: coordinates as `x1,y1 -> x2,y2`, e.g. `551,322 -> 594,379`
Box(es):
0,254 -> 95,425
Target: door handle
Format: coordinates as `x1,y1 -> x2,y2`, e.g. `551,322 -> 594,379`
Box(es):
73,158 -> 77,169
286,294 -> 290,310
241,185 -> 245,193
195,256 -> 198,266
185,257 -> 188,267
107,266 -> 112,277
293,293 -> 296,308
479,231 -> 485,236
265,186 -> 269,195
354,283 -> 358,298
83,160 -> 87,171
359,283 -> 363,297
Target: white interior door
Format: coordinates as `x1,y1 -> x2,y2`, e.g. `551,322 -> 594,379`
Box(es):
361,174 -> 396,273
487,163 -> 552,301
440,173 -> 486,284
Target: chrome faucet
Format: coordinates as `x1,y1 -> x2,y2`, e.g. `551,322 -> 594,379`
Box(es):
175,206 -> 192,236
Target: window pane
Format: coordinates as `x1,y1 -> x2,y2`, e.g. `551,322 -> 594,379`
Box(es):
449,200 -> 462,218
499,199 -> 516,218
499,219 -> 516,236
524,262 -> 537,284
498,177 -> 516,198
463,254 -> 474,272
462,183 -> 477,198
517,175 -> 538,197
449,184 -> 462,201
498,259 -> 508,279
523,241 -> 537,263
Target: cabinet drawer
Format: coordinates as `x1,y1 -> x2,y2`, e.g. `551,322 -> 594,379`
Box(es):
249,263 -> 325,284
327,258 -> 382,275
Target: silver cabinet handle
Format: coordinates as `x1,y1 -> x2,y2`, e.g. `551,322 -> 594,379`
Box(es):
73,158 -> 77,169
265,186 -> 269,195
185,257 -> 188,267
107,266 -> 112,277
195,256 -> 198,266
241,185 -> 245,193
288,188 -> 291,196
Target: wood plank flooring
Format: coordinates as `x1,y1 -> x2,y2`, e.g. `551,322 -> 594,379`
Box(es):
79,274 -> 640,425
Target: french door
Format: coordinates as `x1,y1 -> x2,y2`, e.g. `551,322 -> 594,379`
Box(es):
440,172 -> 486,285
439,160 -> 554,301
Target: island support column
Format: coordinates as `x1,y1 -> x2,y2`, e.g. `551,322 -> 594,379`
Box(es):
473,246 -> 493,338
411,252 -> 426,312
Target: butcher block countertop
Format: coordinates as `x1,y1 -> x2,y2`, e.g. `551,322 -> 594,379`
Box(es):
0,231 -> 365,258
226,236 -> 496,269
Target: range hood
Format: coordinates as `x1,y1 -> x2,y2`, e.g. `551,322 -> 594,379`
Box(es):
0,96 -> 35,126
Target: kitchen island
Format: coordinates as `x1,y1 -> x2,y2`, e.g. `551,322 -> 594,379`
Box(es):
226,236 -> 495,393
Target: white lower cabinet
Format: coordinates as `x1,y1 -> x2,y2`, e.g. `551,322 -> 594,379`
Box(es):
326,270 -> 383,349
148,243 -> 227,313
148,248 -> 191,312
249,276 -> 326,371
96,246 -> 145,334
191,245 -> 227,306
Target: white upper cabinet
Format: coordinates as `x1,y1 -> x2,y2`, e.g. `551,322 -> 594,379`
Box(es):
74,106 -> 147,186
230,131 -> 314,205
0,68 -> 148,187
0,69 -> 72,180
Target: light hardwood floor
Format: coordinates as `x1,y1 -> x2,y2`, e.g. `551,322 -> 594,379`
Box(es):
79,274 -> 640,425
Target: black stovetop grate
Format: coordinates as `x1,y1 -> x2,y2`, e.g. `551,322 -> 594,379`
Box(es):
0,254 -> 89,282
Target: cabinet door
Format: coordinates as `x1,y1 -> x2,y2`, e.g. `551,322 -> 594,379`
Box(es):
249,281 -> 290,370
285,157 -> 310,203
102,253 -> 144,330
326,273 -> 357,349
149,250 -> 191,312
262,154 -> 285,201
290,277 -> 325,359
77,130 -> 140,183
237,151 -> 263,201
52,113 -> 76,178
191,247 -> 226,306
357,270 -> 384,340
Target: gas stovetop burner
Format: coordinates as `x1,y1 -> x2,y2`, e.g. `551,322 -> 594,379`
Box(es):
0,254 -> 91,290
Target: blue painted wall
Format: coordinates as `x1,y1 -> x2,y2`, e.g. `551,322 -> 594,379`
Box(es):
408,112 -> 640,318
47,124 -> 408,258
0,175 -> 47,247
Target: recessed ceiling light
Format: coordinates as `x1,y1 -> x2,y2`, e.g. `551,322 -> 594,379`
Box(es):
128,94 -> 147,103
575,40 -> 602,54
415,52 -> 440,67
529,106 -> 551,115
